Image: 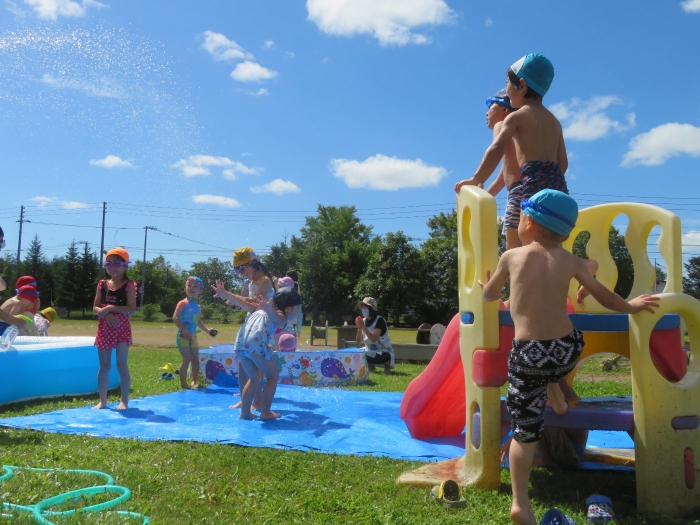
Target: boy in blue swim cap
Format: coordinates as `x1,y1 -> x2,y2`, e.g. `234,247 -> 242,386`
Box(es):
478,189 -> 660,525
479,89 -> 522,250
456,54 -> 570,248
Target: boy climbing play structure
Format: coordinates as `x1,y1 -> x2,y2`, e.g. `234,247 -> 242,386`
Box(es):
398,186 -> 700,516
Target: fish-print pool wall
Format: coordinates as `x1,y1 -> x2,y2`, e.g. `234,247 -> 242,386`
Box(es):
200,345 -> 369,387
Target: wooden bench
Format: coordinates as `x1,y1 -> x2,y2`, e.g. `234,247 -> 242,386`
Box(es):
309,320 -> 329,346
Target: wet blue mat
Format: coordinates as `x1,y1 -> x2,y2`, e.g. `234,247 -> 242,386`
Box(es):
0,383 -> 465,462
0,383 -> 633,466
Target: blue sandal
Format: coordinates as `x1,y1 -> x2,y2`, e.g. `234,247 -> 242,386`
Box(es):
541,508 -> 576,525
586,494 -> 615,524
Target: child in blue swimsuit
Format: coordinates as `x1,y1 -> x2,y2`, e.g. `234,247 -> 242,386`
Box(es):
173,276 -> 218,389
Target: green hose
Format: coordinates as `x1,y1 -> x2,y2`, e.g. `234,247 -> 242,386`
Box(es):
1,465 -> 149,524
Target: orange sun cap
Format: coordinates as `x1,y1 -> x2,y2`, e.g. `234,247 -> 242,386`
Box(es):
105,247 -> 130,263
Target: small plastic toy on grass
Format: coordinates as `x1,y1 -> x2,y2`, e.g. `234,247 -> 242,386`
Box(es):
585,494 -> 615,524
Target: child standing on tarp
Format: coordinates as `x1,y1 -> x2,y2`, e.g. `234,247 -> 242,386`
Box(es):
213,280 -> 301,420
92,248 -> 137,410
173,276 -> 218,389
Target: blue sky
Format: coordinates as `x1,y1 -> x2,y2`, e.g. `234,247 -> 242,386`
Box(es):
0,0 -> 699,275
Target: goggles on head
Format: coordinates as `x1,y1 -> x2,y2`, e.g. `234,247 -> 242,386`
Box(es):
104,261 -> 130,269
521,198 -> 576,228
16,289 -> 40,297
234,262 -> 252,275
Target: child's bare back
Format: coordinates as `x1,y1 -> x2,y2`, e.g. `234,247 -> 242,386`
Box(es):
504,104 -> 565,168
499,242 -> 581,341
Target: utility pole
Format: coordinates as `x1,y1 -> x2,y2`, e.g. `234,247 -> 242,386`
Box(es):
99,202 -> 107,268
140,226 -> 156,309
16,205 -> 25,264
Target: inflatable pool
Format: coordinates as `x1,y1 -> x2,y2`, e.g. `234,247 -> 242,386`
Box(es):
0,336 -> 120,406
200,344 -> 369,387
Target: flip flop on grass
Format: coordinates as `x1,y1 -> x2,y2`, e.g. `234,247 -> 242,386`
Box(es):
586,494 -> 615,524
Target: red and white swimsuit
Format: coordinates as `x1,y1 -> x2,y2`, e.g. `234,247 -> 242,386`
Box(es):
94,280 -> 136,351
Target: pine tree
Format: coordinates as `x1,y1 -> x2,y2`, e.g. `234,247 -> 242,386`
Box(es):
78,242 -> 99,316
22,235 -> 54,305
56,242 -> 82,317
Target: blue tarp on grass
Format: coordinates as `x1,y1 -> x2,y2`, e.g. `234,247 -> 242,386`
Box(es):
0,383 -> 633,465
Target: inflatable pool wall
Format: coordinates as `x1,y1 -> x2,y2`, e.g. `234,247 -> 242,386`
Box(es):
200,344 -> 369,387
0,336 -> 120,405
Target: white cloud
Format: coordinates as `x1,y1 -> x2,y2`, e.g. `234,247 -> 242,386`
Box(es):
22,0 -> 105,19
250,179 -> 301,195
682,231 -> 700,253
681,0 -> 700,13
249,88 -> 269,97
39,74 -> 124,99
6,1 -> 28,16
192,194 -> 241,208
550,96 -> 635,141
306,0 -> 455,46
331,154 -> 447,190
30,196 -> 89,209
201,31 -> 253,61
230,61 -> 278,83
263,40 -> 275,49
171,155 -> 262,177
621,123 -> 700,167
285,51 -> 295,59
89,155 -> 134,169
484,17 -> 493,28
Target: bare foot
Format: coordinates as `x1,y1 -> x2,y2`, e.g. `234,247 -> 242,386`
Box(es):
368,364 -> 376,372
547,383 -> 568,416
251,404 -> 262,411
510,501 -> 536,525
239,411 -> 255,420
383,363 -> 392,373
190,382 -> 200,389
260,410 -> 281,420
115,401 -> 128,410
230,401 -> 243,409
180,383 -> 189,389
233,392 -> 241,397
92,402 -> 108,410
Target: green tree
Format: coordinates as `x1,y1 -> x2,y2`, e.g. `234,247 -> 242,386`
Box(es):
22,235 -> 55,305
131,256 -> 187,316
262,241 -> 298,279
0,252 -> 20,304
571,226 -> 634,298
55,242 -> 82,317
355,231 -> 423,326
189,257 -> 238,305
77,243 -> 99,316
295,205 -> 373,324
683,256 -> 700,300
417,211 -> 459,324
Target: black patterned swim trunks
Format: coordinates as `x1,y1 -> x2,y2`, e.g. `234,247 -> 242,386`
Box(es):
506,329 -> 584,443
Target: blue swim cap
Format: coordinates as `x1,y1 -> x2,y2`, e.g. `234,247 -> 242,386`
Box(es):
486,89 -> 513,111
521,189 -> 578,237
187,276 -> 204,290
510,53 -> 554,96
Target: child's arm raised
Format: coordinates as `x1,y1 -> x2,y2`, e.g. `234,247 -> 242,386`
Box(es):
479,253 -> 512,302
455,113 -> 520,192
211,279 -> 259,312
575,259 -> 659,314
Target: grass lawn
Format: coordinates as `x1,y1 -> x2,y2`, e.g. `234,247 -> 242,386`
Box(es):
0,320 -> 697,523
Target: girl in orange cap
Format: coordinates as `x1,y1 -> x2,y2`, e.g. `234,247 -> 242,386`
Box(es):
92,247 -> 137,410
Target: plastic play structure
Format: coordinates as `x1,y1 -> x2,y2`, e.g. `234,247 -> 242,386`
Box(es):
398,186 -> 700,516
0,336 -> 119,406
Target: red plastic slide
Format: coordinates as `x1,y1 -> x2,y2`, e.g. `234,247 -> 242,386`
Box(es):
400,314 -> 466,439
